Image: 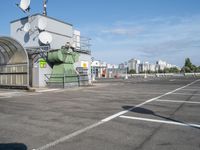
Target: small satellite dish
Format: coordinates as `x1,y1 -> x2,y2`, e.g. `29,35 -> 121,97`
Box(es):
23,22 -> 31,32
38,18 -> 47,30
17,0 -> 31,12
39,31 -> 53,44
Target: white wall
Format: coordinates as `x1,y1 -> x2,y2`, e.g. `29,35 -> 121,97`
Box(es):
10,14 -> 73,49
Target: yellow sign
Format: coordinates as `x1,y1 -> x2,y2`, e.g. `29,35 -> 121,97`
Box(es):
81,61 -> 88,69
39,59 -> 47,68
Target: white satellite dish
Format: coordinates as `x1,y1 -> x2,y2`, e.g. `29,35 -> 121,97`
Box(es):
38,18 -> 47,30
23,22 -> 31,32
39,31 -> 53,44
18,0 -> 31,12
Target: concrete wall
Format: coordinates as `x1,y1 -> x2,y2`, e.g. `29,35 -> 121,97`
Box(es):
32,61 -> 52,88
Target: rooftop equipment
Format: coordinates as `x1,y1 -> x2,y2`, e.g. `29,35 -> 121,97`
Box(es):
46,43 -> 80,88
16,0 -> 31,13
43,0 -> 48,16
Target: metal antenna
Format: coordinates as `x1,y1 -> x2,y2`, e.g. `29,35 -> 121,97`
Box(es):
43,0 -> 48,16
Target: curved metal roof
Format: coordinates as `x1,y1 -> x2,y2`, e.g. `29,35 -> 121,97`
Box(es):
0,37 -> 29,88
0,37 -> 28,65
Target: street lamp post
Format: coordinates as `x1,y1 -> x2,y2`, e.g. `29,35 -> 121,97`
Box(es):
125,62 -> 128,80
91,57 -> 95,81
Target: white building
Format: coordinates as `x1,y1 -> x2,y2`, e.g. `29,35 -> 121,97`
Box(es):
149,64 -> 156,72
119,63 -> 125,69
156,60 -> 175,71
10,14 -> 91,87
128,59 -> 140,73
156,60 -> 167,70
139,62 -> 151,73
107,64 -> 118,69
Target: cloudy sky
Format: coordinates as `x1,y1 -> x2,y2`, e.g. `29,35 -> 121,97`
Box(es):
1,0 -> 200,66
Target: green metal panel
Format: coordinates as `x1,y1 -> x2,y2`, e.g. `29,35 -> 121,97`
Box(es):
47,49 -> 64,63
47,46 -> 80,86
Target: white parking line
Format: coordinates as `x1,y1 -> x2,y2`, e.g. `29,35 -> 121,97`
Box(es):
37,89 -> 60,93
32,122 -> 104,150
169,79 -> 176,81
0,92 -> 21,96
180,88 -> 200,91
120,115 -> 200,128
102,79 -> 200,122
0,96 -> 12,99
156,99 -> 200,104
172,93 -> 200,96
33,79 -> 200,150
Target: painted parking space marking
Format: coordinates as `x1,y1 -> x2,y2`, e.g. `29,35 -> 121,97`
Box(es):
33,79 -> 200,150
37,89 -> 60,93
0,96 -> 12,99
169,79 -> 176,81
180,88 -> 200,91
156,99 -> 200,104
102,79 -> 200,122
119,116 -> 200,128
171,92 -> 200,96
0,92 -> 22,96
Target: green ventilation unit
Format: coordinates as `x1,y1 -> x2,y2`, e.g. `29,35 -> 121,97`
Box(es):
47,45 -> 79,88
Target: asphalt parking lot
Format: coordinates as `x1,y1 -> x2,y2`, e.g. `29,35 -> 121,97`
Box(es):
0,77 -> 200,150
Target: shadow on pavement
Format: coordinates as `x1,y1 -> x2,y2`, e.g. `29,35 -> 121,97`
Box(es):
122,106 -> 200,130
0,143 -> 27,150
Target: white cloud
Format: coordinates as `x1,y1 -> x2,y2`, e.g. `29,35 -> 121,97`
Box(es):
80,15 -> 200,66
101,27 -> 143,36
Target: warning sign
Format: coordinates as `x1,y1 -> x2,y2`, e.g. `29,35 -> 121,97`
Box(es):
81,61 -> 88,69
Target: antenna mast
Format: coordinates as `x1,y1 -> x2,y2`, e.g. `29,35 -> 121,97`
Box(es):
43,0 -> 48,16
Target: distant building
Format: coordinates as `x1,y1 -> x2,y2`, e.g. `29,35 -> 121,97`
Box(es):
91,60 -> 119,78
149,64 -> 156,72
139,62 -> 151,73
119,63 -> 125,69
107,64 -> 118,69
124,58 -> 177,74
156,60 -> 167,70
156,60 -> 175,71
128,59 -> 140,73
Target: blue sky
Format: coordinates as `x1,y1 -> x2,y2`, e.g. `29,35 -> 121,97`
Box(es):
1,0 -> 200,66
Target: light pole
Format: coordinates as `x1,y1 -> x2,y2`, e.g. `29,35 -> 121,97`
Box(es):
91,57 -> 95,81
144,64 -> 147,78
125,62 -> 128,80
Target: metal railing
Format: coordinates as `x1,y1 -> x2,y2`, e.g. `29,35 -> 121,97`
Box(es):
45,74 -> 89,88
72,35 -> 91,55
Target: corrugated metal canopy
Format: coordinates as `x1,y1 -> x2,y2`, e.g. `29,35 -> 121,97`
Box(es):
0,37 -> 28,65
0,37 -> 29,88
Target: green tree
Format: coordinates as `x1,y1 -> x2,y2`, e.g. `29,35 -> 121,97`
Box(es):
181,66 -> 191,73
164,68 -> 170,73
184,58 -> 192,69
128,69 -> 136,74
182,58 -> 197,73
169,67 -> 180,73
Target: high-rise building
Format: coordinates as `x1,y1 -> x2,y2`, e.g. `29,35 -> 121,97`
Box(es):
128,59 -> 140,73
156,60 -> 167,70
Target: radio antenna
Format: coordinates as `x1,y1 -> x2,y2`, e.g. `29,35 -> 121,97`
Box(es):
43,0 -> 48,16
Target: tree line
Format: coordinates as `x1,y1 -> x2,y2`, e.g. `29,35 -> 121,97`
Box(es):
181,58 -> 200,73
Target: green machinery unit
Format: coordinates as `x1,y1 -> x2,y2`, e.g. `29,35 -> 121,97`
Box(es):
47,45 -> 80,88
